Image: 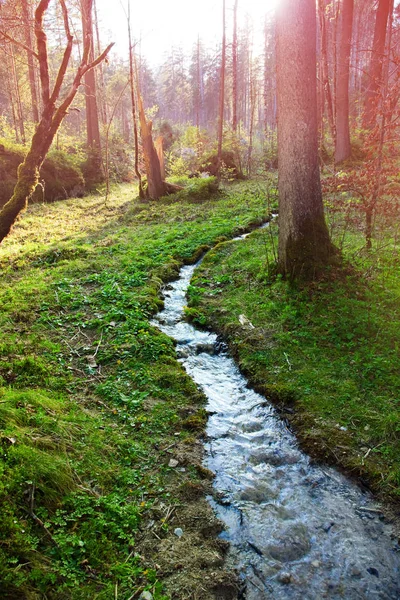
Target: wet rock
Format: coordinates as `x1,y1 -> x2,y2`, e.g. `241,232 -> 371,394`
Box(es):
249,449 -> 300,467
176,347 -> 190,358
311,560 -> 321,568
350,566 -> 362,578
241,420 -> 264,433
322,521 -> 335,533
266,524 -> 311,562
277,572 -> 292,584
196,342 -> 216,355
239,484 -> 277,503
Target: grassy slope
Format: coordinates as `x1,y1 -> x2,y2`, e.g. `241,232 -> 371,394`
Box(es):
187,213 -> 400,504
0,181 -> 270,600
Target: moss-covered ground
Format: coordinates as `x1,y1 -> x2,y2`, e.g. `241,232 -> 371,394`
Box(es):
0,180 -> 270,599
187,201 -> 400,506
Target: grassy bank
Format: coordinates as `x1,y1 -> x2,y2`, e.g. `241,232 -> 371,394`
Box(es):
187,210 -> 400,503
0,181 -> 271,600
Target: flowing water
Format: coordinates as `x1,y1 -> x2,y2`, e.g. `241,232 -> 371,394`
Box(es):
151,230 -> 400,599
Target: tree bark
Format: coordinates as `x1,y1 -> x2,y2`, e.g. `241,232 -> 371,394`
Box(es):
362,0 -> 391,130
276,0 -> 336,278
136,81 -> 167,200
335,0 -> 354,163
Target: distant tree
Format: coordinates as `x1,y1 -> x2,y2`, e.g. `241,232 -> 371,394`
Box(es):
0,0 -> 113,244
81,0 -> 101,150
232,0 -> 238,133
21,0 -> 40,123
335,0 -> 354,163
276,0 -> 336,277
363,0 -> 392,129
216,0 -> 226,179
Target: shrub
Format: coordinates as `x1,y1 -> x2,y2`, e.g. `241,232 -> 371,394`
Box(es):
0,140 -> 85,208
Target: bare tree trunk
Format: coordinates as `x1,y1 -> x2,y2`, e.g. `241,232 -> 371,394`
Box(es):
21,0 -> 40,123
317,0 -> 336,144
6,53 -> 20,143
335,0 -> 354,163
276,0 -> 336,278
136,75 -> 166,199
217,0 -> 226,180
93,0 -> 108,126
363,0 -> 391,130
155,137 -> 165,180
247,77 -> 256,176
10,44 -> 26,144
81,0 -> 101,149
127,2 -> 144,198
232,0 -> 238,133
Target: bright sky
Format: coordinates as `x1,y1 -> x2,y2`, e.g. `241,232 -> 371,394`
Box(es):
95,0 -> 277,66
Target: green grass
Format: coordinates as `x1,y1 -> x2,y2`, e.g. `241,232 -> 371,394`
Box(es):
187,212 -> 400,500
0,180 -> 272,599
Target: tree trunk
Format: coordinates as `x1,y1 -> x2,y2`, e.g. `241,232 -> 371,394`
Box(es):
93,0 -> 108,126
155,136 -> 165,180
335,0 -> 354,163
137,84 -> 166,199
127,4 -> 144,198
317,0 -> 336,144
10,44 -> 26,144
276,0 -> 336,279
232,0 -> 238,133
21,0 -> 40,123
217,0 -> 226,179
362,0 -> 391,130
81,0 -> 101,149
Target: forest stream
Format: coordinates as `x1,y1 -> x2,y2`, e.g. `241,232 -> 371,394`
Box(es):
152,227 -> 400,600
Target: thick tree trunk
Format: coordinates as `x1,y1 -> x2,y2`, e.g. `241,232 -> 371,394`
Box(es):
335,0 -> 354,163
362,0 -> 391,130
137,89 -> 167,199
276,0 -> 336,279
155,136 -> 165,180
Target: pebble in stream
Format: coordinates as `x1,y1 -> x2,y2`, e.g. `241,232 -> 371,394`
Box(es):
152,253 -> 400,600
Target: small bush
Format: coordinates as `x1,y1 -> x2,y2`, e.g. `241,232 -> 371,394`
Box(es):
0,140 -> 85,208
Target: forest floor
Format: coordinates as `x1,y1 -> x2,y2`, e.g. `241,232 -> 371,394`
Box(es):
0,179 -> 399,599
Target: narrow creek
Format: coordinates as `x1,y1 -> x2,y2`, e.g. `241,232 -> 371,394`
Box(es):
152,228 -> 400,599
